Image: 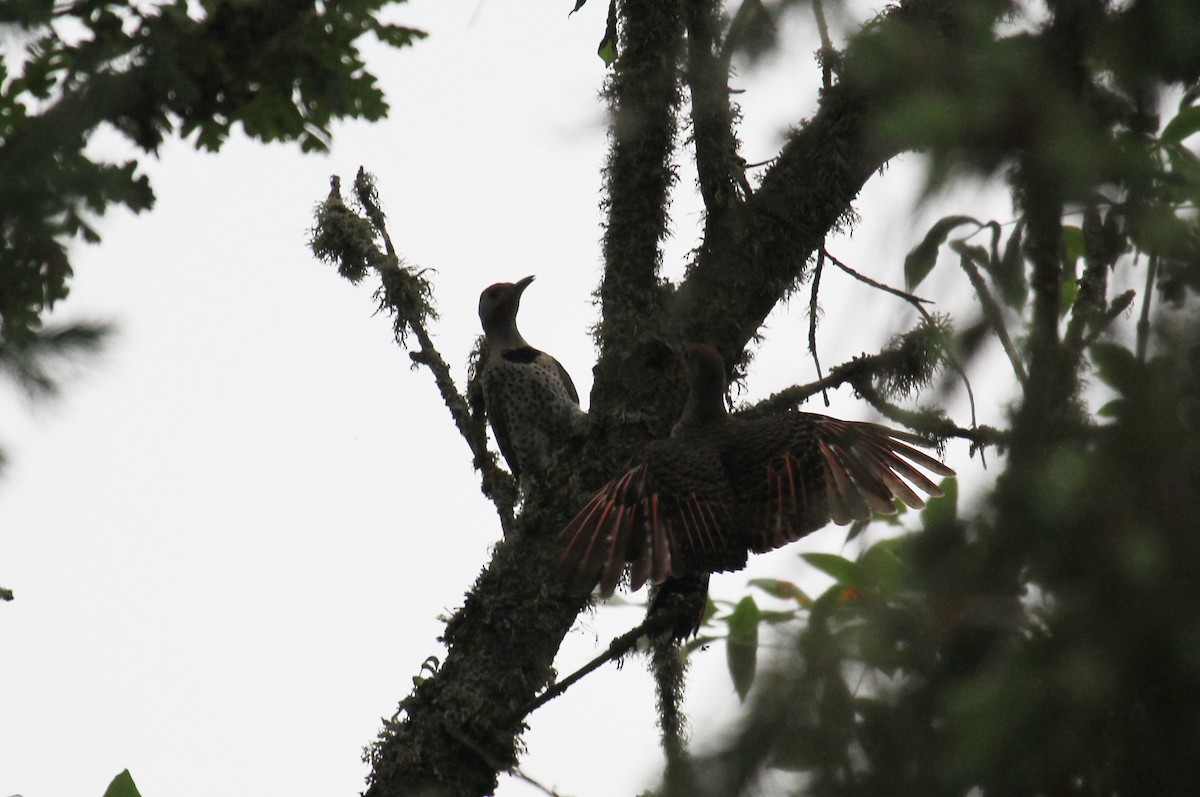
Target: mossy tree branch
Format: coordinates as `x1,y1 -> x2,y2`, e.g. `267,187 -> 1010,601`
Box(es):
310,172 -> 517,530
741,345 -> 1004,451
590,0 -> 688,441
671,0 -> 954,353
684,0 -> 749,214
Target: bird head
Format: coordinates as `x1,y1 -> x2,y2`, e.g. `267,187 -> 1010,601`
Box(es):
478,275 -> 535,338
682,343 -> 728,393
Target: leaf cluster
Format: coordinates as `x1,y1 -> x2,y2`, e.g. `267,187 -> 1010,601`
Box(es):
0,0 -> 423,353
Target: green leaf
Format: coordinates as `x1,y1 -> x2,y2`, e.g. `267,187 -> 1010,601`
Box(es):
569,0 -> 587,14
726,596 -> 760,702
801,552 -> 861,586
1060,225 -> 1084,316
1165,142 -> 1200,182
904,215 -> 981,290
1062,225 -> 1085,267
1060,275 -> 1079,316
844,517 -> 870,540
920,476 -> 958,529
723,0 -> 777,62
760,609 -> 802,624
598,36 -> 617,65
1162,105 -> 1200,144
989,221 -> 1028,308
102,770 -> 143,797
1090,342 -> 1141,396
748,578 -> 811,604
858,537 -> 911,595
597,0 -> 617,65
949,239 -> 990,269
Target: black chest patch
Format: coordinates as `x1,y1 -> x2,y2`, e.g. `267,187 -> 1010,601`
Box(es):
502,346 -> 542,365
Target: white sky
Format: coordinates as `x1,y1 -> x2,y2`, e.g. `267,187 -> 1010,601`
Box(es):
0,3 -> 1012,796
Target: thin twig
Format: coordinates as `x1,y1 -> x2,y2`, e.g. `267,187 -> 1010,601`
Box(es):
822,249 -> 981,439
958,253 -> 1029,387
506,768 -> 566,797
808,248 -> 830,406
1136,253 -> 1158,361
439,719 -> 565,797
521,617 -> 654,717
822,247 -> 934,307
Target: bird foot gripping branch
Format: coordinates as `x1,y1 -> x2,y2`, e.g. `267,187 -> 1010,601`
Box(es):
557,343 -> 955,628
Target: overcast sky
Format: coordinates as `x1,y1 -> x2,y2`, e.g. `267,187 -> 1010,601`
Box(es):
0,3 -> 1007,796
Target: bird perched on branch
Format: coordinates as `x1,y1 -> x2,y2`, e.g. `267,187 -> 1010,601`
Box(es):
478,275 -> 584,481
558,343 -> 955,605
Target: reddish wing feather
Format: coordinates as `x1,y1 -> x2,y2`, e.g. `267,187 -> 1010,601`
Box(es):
557,442 -> 737,597
558,402 -> 955,597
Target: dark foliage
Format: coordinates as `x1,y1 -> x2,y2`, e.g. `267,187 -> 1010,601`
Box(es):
0,0 -> 423,370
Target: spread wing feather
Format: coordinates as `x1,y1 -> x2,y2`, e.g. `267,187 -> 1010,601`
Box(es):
558,440 -> 740,597
559,412 -> 955,596
741,414 -> 956,553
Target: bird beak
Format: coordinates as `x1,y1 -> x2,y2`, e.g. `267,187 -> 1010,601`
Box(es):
515,275 -> 536,294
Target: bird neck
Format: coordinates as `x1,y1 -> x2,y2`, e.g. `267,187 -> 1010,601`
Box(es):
485,321 -> 529,351
674,388 -> 728,434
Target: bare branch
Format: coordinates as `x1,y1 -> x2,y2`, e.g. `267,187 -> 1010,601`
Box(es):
812,0 -> 835,89
823,247 -> 934,308
684,0 -> 750,210
1137,253 -> 1158,361
522,617 -> 654,716
506,768 -> 567,797
807,248 -> 830,406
